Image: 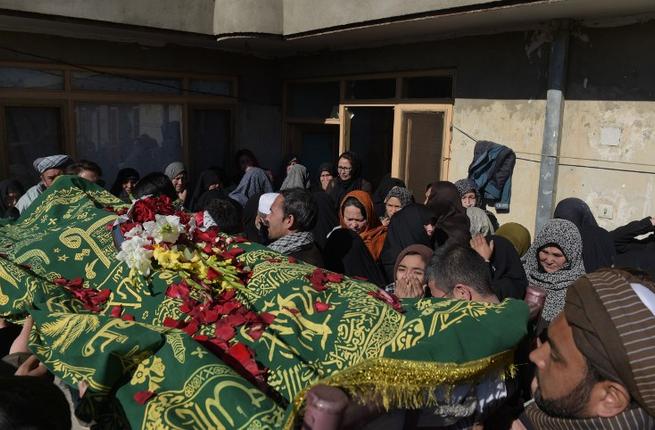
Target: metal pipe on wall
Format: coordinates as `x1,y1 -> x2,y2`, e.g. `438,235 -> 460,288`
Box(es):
535,21 -> 570,233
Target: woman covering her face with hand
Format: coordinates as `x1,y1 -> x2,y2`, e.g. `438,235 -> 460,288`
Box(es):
385,244 -> 433,298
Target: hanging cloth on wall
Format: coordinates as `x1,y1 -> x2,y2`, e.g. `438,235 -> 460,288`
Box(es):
467,141 -> 516,213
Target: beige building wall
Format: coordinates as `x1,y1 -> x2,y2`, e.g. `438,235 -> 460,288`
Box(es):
0,0 -> 215,33
556,100 -> 655,231
449,99 -> 545,235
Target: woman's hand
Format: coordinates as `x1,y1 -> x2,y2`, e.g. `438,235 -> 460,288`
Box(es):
470,234 -> 494,262
395,276 -> 425,299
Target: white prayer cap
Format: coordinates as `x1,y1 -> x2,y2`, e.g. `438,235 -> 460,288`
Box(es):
258,193 -> 280,215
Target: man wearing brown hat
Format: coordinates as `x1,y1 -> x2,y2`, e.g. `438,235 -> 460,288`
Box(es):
516,268 -> 655,428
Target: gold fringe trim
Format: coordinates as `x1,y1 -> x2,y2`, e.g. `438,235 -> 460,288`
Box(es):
283,349 -> 515,430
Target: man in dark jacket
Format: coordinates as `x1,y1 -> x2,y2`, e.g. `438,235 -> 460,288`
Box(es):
266,188 -> 324,268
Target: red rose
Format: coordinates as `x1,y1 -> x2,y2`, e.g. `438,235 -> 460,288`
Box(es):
132,200 -> 155,223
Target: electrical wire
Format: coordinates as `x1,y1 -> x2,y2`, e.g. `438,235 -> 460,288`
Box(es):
453,125 -> 655,174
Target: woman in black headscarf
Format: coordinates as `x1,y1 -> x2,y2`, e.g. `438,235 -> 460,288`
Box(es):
553,197 -> 615,272
189,167 -> 227,211
311,191 -> 338,251
426,181 -> 471,248
372,174 -> 406,218
110,168 -> 139,203
323,228 -> 386,287
326,151 -> 372,206
379,204 -> 435,282
0,179 -> 24,220
314,163 -> 335,193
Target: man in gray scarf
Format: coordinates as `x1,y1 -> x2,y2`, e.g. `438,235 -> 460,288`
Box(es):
16,154 -> 72,214
517,268 -> 655,429
266,188 -> 323,268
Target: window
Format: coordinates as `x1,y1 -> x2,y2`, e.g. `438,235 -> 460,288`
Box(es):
402,76 -> 453,99
75,103 -> 183,184
189,108 -> 231,175
0,67 -> 64,90
287,81 -> 339,119
345,78 -> 396,100
72,72 -> 181,94
189,79 -> 233,97
5,107 -> 62,187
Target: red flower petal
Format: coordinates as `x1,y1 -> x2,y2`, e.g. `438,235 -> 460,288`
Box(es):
314,301 -> 330,312
284,306 -> 300,315
166,282 -> 190,299
248,325 -> 264,341
54,277 -> 68,286
163,317 -> 183,328
325,272 -> 343,283
122,314 -> 135,321
215,322 -> 235,341
259,312 -> 276,325
182,320 -> 199,336
206,267 -> 219,281
133,390 -> 156,405
68,277 -> 84,288
110,306 -> 123,318
193,335 -> 209,342
227,342 -> 252,364
287,256 -> 298,264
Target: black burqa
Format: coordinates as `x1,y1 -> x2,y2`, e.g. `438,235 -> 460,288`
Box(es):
0,179 -> 23,220
326,153 -> 371,206
489,235 -> 528,301
312,191 -> 338,250
426,181 -> 471,248
553,197 -> 615,272
372,175 -> 406,218
323,228 -> 386,287
380,204 -> 434,282
190,168 -> 227,211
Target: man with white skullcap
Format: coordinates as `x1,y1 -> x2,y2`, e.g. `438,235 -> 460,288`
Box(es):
15,154 -> 72,214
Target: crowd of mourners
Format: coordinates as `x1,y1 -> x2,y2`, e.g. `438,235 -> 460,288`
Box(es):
2,149 -> 655,429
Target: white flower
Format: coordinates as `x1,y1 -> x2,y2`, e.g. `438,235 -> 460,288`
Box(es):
116,236 -> 153,276
123,225 -> 144,239
145,215 -> 185,244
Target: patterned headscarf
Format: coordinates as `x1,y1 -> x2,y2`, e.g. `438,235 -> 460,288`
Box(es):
33,155 -> 72,174
384,186 -> 412,208
521,219 -> 586,322
454,178 -> 480,200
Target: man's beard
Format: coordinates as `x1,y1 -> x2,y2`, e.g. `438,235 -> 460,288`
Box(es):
533,366 -> 597,418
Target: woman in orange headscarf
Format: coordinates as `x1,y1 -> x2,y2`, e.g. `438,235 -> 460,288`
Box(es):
339,190 -> 387,261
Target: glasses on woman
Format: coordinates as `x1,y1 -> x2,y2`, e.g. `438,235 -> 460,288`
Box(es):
337,166 -> 352,172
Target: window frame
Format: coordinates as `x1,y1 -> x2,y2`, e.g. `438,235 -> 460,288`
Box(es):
0,61 -> 238,179
283,69 -> 455,182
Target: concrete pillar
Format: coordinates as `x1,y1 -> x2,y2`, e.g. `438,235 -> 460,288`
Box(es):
535,22 -> 570,233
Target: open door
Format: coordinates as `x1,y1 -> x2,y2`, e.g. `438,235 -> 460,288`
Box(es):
392,104 -> 452,199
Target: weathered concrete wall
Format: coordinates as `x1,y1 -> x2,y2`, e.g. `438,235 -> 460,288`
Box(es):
0,0 -> 215,34
450,99 -> 545,233
555,21 -> 655,231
